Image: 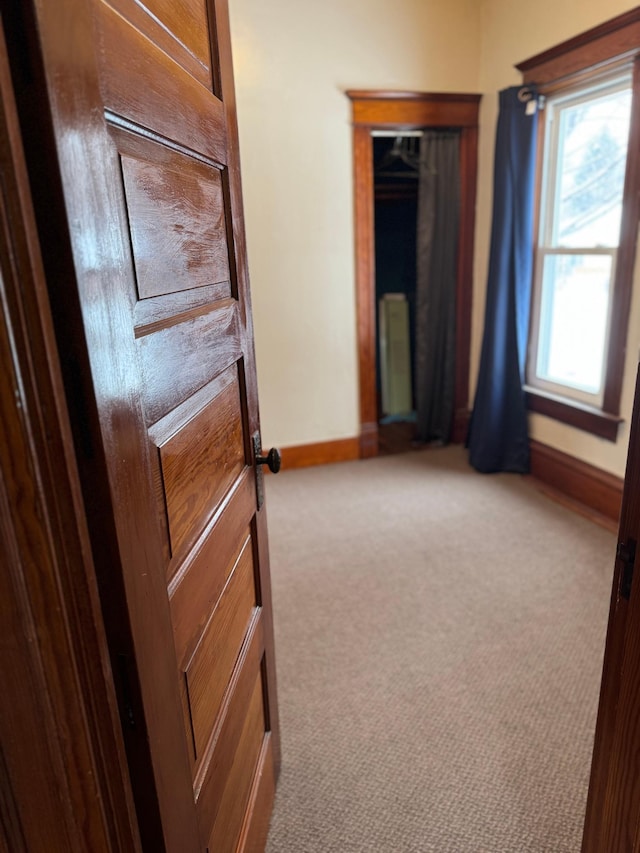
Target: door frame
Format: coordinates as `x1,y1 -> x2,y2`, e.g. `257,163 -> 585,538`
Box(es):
346,90 -> 481,457
0,13 -> 141,849
582,363 -> 640,850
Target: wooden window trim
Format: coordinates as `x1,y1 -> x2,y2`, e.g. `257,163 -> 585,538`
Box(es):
517,11 -> 640,442
516,8 -> 640,86
525,389 -> 622,442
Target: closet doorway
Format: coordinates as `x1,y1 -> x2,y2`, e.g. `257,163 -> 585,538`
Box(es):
373,132 -> 420,454
346,91 -> 481,458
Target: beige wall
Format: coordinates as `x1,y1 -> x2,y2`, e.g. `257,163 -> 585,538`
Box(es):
230,0 -> 640,477
229,0 -> 481,448
474,0 -> 640,478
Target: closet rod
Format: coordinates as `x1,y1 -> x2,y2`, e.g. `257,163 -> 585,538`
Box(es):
370,130 -> 423,138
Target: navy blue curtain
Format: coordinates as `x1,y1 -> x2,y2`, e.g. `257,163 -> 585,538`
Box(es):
468,86 -> 539,473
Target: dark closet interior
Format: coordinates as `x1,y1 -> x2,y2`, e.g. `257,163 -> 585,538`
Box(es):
374,134 -> 419,455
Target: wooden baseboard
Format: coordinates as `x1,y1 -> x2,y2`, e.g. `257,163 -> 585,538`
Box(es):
529,439 -> 623,528
359,422 -> 378,458
280,437 -> 360,470
279,437 -> 623,529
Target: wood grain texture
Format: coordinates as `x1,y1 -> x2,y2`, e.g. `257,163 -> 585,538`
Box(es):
582,364 -> 640,852
600,579 -> 640,851
236,735 -> 276,853
137,298 -> 241,426
105,0 -> 213,89
529,440 -> 623,524
349,92 -> 480,459
185,538 -> 256,760
157,371 -> 245,555
0,14 -> 141,850
133,283 -> 231,334
0,415 -> 84,853
526,390 -> 622,442
195,615 -> 264,843
346,91 -> 481,127
8,2 -> 182,845
0,744 -> 27,853
352,125 -> 377,457
9,0 -> 280,848
170,471 -> 255,661
280,436 -> 360,470
95,0 -> 227,163
517,8 -> 640,84
346,90 -> 482,102
35,1 -> 207,841
120,142 -> 230,300
140,0 -> 211,66
206,677 -> 266,853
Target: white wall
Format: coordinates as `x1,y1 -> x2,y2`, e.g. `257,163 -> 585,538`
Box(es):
474,0 -> 640,477
229,0 -> 481,448
230,0 -> 640,477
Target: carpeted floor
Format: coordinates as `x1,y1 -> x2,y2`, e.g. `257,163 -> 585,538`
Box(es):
264,446 -> 616,853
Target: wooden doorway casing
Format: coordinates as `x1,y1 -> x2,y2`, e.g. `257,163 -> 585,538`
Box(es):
346,91 -> 481,458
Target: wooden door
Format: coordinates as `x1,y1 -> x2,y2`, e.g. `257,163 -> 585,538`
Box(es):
583,364 -> 640,852
9,1 -> 280,850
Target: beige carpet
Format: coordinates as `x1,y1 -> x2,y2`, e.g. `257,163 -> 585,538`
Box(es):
264,446 -> 616,853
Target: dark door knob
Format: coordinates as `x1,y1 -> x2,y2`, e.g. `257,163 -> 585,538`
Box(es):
256,446 -> 282,474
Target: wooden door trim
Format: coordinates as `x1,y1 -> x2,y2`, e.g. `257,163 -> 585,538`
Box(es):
0,14 -> 141,850
582,364 -> 640,851
346,91 -> 481,457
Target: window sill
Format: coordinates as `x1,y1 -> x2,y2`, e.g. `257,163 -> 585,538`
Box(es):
525,387 -> 623,442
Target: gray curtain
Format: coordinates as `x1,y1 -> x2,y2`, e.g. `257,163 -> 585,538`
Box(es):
414,131 -> 460,444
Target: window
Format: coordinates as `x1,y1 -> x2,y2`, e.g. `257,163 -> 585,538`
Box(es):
517,9 -> 640,441
528,74 -> 633,408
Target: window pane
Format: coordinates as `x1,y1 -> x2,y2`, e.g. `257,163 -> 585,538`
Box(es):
536,254 -> 612,394
553,87 -> 631,248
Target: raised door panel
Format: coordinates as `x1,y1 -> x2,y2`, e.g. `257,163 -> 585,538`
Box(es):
106,0 -> 215,90
120,147 -> 231,300
136,301 -> 242,426
169,471 -> 256,665
96,1 -> 226,163
206,675 -> 267,853
183,536 -> 257,761
194,614 -> 265,843
149,365 -> 246,560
